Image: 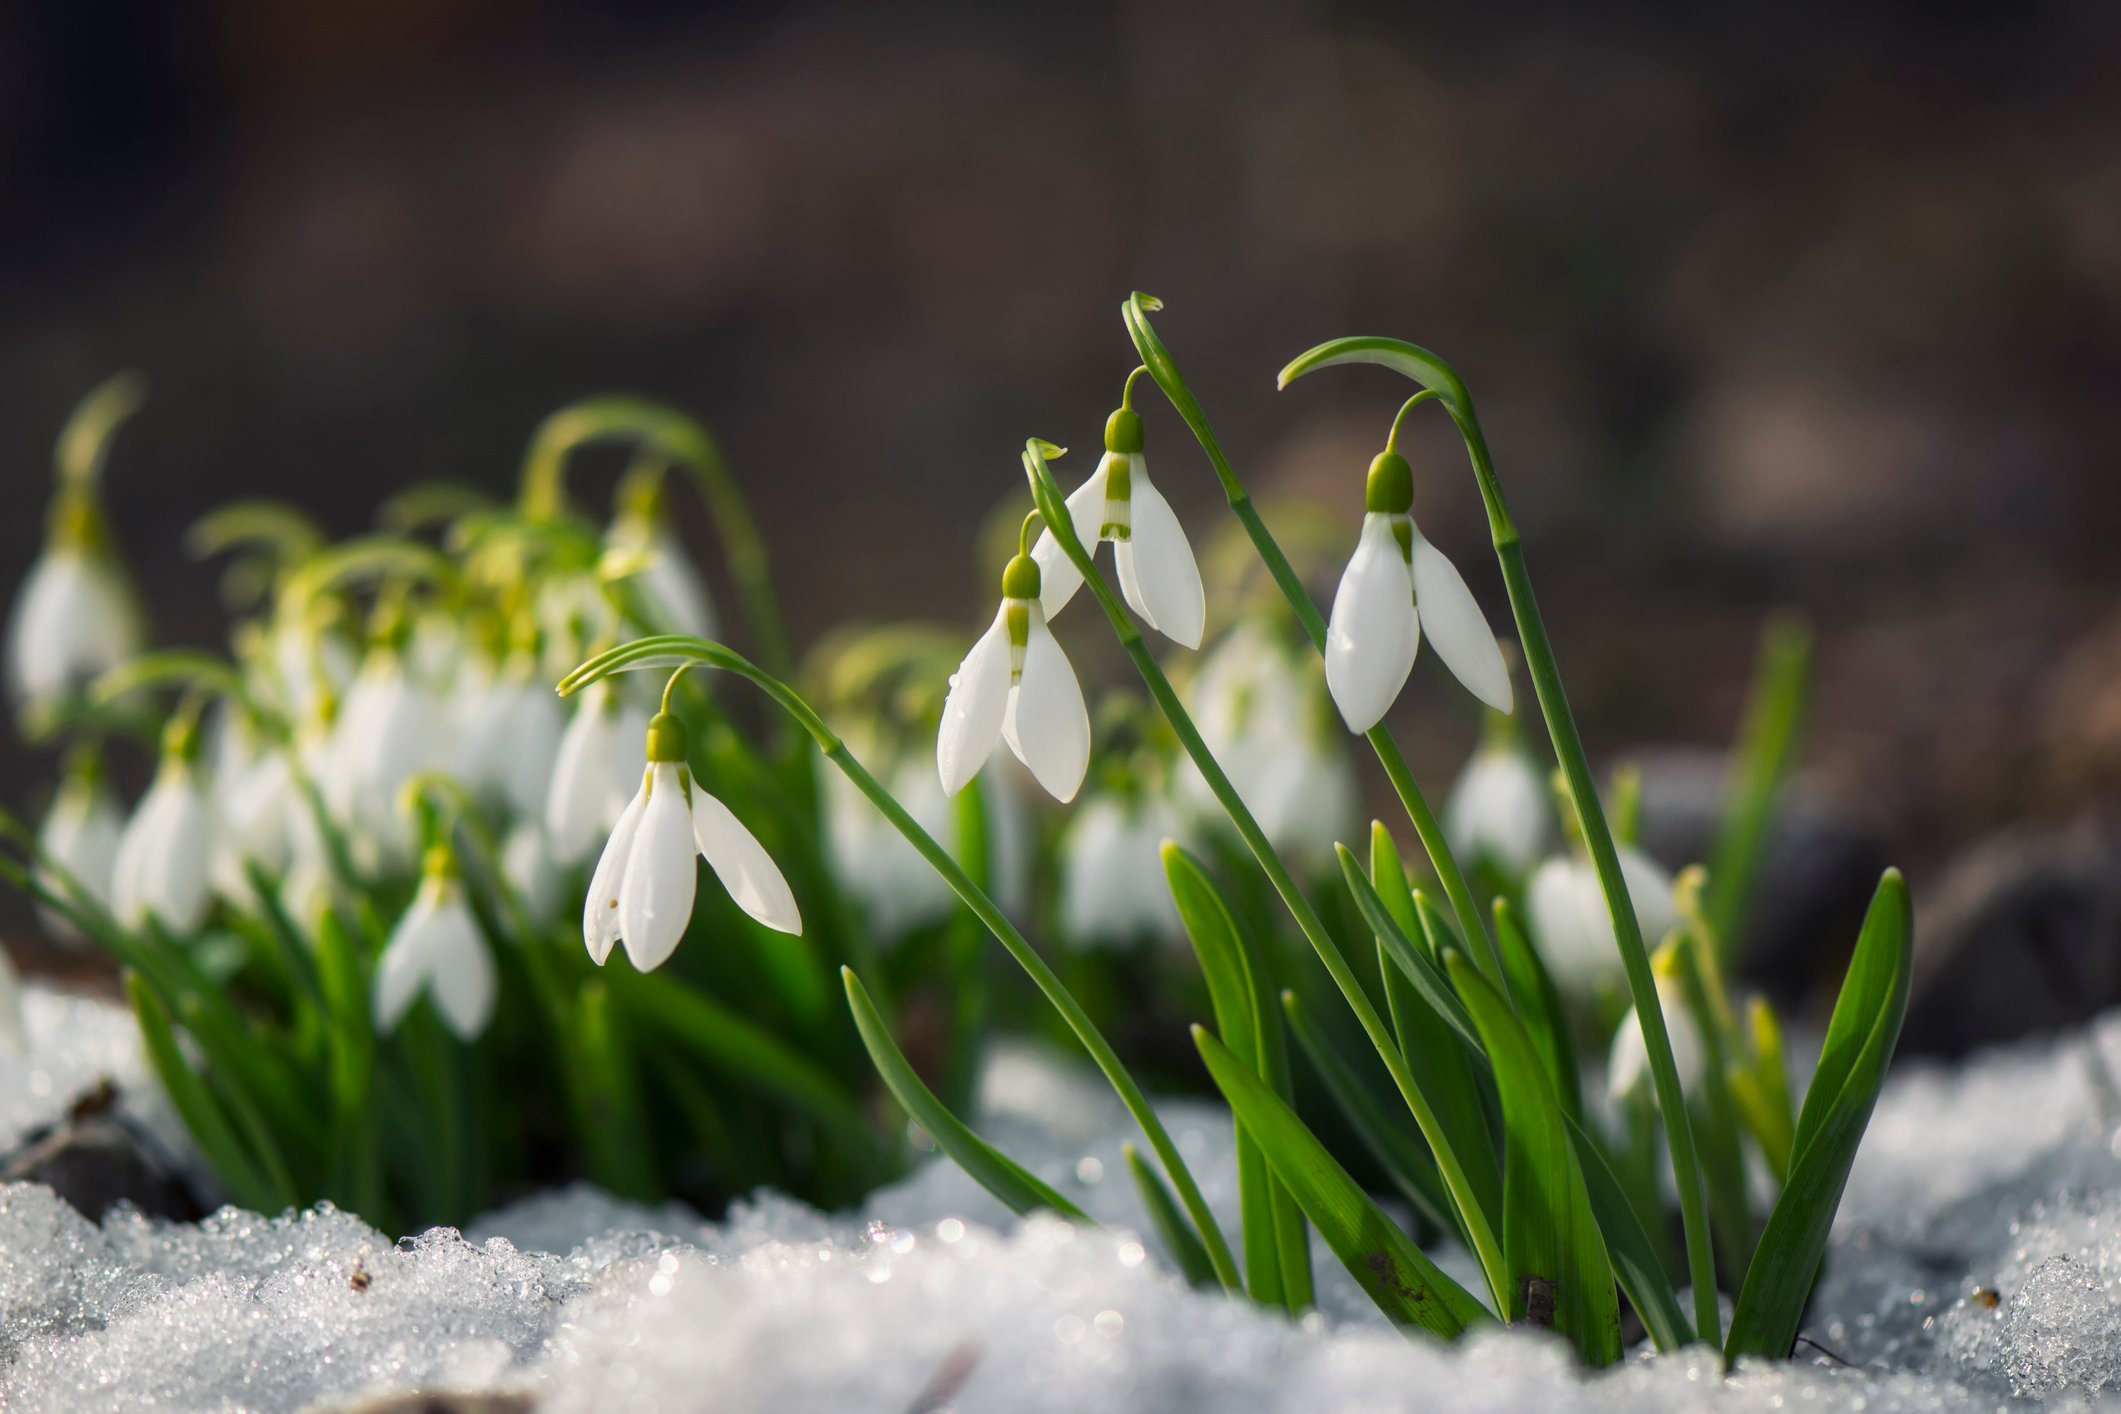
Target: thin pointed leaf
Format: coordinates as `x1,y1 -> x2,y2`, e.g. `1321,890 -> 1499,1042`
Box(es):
1124,1142 -> 1216,1287
1726,870 -> 1912,1361
1446,951 -> 1622,1365
128,973 -> 275,1212
1562,1112 -> 1694,1352
1492,898 -> 1581,1122
1338,844 -> 1481,1055
844,969 -> 1089,1222
1193,1026 -> 1491,1337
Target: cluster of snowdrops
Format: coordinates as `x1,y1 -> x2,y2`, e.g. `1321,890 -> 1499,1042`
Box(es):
0,299 -> 1911,1371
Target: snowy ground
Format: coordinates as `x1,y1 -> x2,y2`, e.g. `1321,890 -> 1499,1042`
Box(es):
5,983 -> 2121,1412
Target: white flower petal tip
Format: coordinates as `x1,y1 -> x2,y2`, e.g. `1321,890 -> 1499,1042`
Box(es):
693,792 -> 802,935
373,883 -> 495,1041
582,783 -> 648,965
617,765 -> 698,973
1410,530 -> 1511,714
111,770 -> 214,935
1607,976 -> 1706,1106
1003,616 -> 1089,803
1114,466 -> 1205,649
936,609 -> 1012,797
1324,513 -> 1418,733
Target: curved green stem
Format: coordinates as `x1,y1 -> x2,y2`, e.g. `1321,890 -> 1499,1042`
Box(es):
1280,334 -> 1722,1349
56,372 -> 148,493
1119,294 -> 1507,997
558,635 -> 1243,1293
1025,440 -> 1510,1315
520,395 -> 794,681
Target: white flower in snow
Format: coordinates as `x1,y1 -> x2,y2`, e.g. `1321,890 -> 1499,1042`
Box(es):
1031,402 -> 1205,648
34,758 -> 123,940
374,851 -> 495,1040
1182,622 -> 1355,863
546,680 -> 654,865
584,710 -> 800,971
1607,961 -> 1707,1106
1444,734 -> 1549,877
937,552 -> 1090,803
112,724 -> 215,935
322,647 -> 447,871
1526,845 -> 1681,1001
7,538 -> 141,710
1059,791 -> 1185,947
1323,450 -> 1510,733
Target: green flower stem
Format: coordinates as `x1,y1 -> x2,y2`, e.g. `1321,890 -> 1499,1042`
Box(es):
56,371 -> 148,494
558,637 -> 1243,1293
1025,440 -> 1510,1314
1119,295 -> 1509,999
519,395 -> 795,682
1278,335 -> 1723,1349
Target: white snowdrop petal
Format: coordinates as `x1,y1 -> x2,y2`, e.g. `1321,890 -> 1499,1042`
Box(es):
692,791 -> 801,935
639,526 -> 717,639
373,895 -> 441,1033
1608,978 -> 1706,1104
38,787 -> 123,917
1030,461 -> 1111,619
1527,857 -> 1619,999
1002,616 -> 1090,803
1113,462 -> 1205,649
1410,529 -> 1512,714
425,903 -> 497,1041
1620,846 -> 1681,949
1324,513 -> 1418,733
7,550 -> 138,704
547,696 -> 619,864
617,766 -> 699,972
936,609 -> 1013,796
583,783 -> 649,964
1445,749 -> 1550,876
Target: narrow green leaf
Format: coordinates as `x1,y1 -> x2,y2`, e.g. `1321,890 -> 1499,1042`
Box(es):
1730,998 -> 1795,1179
1671,937 -> 1755,1282
1338,845 -> 1481,1056
1706,615 -> 1811,952
313,907 -> 384,1220
1492,898 -> 1581,1122
1726,869 -> 1912,1362
572,981 -> 657,1202
1193,1026 -> 1491,1338
1124,1142 -> 1217,1287
1446,952 -> 1622,1366
1282,989 -> 1455,1234
127,973 -> 274,1212
844,969 -> 1089,1222
1562,1113 -> 1694,1352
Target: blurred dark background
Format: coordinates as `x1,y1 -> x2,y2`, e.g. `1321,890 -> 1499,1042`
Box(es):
6,0 -> 2121,1047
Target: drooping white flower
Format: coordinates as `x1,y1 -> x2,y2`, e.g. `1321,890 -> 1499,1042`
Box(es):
322,647 -> 447,872
1323,450 -> 1510,733
34,759 -> 123,940
1445,734 -> 1550,877
1607,961 -> 1708,1106
206,709 -> 299,907
1526,845 -> 1681,1001
583,710 -> 800,971
373,852 -> 495,1041
1031,404 -> 1205,648
112,725 -> 215,935
825,748 -> 957,940
546,679 -> 654,865
1059,791 -> 1186,947
503,820 -> 563,924
609,516 -> 716,640
937,553 -> 1090,803
1181,622 -> 1355,863
7,542 -> 141,709
461,651 -> 565,818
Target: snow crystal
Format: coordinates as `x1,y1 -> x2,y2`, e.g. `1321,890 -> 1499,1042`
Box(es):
10,1002 -> 2121,1410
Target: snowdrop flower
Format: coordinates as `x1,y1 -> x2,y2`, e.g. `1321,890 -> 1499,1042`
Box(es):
323,644 -> 447,872
209,720 -> 297,906
7,502 -> 142,710
1059,790 -> 1186,947
1031,389 -> 1205,648
1182,622 -> 1355,863
1526,844 -> 1681,1001
503,821 -> 563,924
937,551 -> 1090,803
1444,727 -> 1549,877
584,709 -> 800,971
825,748 -> 958,940
34,751 -> 123,939
112,718 -> 215,935
546,679 -> 654,865
1324,447 -> 1511,733
609,471 -> 716,639
374,846 -> 495,1040
1607,955 -> 1707,1106
462,651 -> 565,818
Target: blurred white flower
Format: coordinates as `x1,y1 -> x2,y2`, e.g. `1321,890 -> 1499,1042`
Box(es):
34,763 -> 123,941
1444,738 -> 1549,877
1031,404 -> 1204,648
503,820 -> 563,924
323,649 -> 447,872
373,857 -> 495,1041
1607,965 -> 1707,1106
1059,792 -> 1185,947
546,680 -> 654,866
1182,622 -> 1355,863
583,711 -> 800,971
112,735 -> 215,935
1526,846 -> 1681,1000
462,652 -> 564,819
937,554 -> 1089,803
610,518 -> 716,640
7,543 -> 141,710
1323,451 -> 1510,733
